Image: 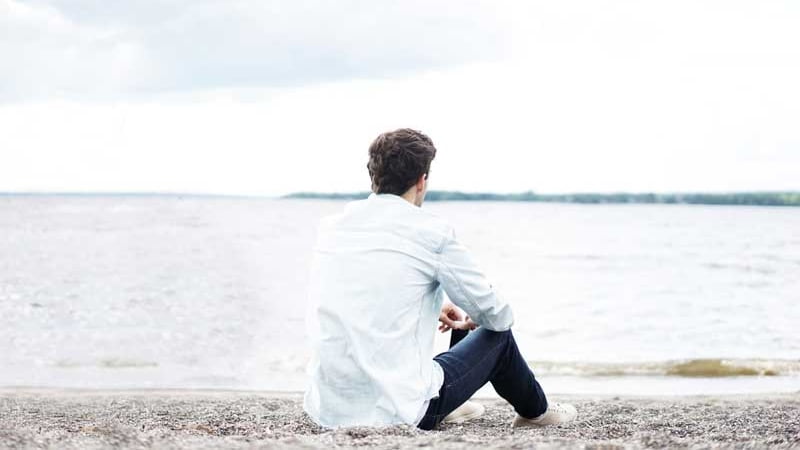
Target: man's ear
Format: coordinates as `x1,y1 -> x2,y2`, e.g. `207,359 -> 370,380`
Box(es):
417,173 -> 427,191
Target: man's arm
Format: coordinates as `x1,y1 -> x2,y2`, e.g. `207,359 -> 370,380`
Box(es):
435,227 -> 514,331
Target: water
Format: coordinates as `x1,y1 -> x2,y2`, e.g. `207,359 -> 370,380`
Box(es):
1,195 -> 798,395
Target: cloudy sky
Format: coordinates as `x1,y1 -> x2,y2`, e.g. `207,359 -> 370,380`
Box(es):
2,0 -> 798,196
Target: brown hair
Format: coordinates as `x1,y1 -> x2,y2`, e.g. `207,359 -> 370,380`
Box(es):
367,128 -> 437,195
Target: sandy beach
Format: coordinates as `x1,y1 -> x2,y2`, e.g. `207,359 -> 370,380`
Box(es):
1,389 -> 798,449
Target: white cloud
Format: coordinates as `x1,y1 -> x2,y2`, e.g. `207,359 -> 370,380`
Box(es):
1,0 -> 513,100
1,0 -> 798,194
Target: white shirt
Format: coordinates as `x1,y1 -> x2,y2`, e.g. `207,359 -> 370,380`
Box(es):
303,192 -> 514,428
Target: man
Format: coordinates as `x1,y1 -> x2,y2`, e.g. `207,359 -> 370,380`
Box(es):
303,128 -> 577,430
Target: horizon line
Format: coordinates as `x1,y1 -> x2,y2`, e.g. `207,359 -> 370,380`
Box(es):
2,189 -> 799,197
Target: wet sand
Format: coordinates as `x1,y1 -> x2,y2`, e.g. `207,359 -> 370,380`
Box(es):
1,389 -> 798,449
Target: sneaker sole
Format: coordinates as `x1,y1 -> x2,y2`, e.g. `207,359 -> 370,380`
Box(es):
442,404 -> 485,424
511,413 -> 578,428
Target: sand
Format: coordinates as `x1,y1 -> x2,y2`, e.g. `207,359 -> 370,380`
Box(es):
1,389 -> 798,449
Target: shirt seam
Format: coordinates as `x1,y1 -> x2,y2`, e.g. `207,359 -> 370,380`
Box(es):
433,230 -> 449,281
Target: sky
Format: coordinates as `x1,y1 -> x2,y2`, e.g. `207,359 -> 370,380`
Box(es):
1,0 -> 799,196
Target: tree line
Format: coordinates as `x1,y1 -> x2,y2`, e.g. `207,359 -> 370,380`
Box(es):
283,191 -> 800,206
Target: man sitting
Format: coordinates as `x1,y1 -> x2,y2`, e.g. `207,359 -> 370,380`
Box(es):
303,128 -> 577,430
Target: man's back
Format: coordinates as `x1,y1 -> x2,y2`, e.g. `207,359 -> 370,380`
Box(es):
303,192 -> 452,427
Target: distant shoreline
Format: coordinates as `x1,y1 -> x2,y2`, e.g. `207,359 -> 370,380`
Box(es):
284,190 -> 800,206
2,191 -> 799,206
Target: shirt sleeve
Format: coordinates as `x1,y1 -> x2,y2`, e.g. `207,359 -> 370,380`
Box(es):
435,226 -> 514,331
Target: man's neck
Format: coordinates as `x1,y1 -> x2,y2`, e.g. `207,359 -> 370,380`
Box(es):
401,191 -> 420,206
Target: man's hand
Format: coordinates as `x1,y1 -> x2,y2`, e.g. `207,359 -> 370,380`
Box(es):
438,300 -> 478,333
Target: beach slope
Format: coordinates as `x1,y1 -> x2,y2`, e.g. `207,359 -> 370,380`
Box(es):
1,389 -> 798,449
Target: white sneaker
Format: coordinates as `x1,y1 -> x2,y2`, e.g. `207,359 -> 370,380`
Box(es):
511,402 -> 577,427
442,400 -> 485,424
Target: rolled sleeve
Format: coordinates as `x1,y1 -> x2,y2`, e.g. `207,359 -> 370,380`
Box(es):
435,227 -> 514,331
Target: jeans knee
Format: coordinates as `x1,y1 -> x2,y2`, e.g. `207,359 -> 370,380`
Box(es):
492,328 -> 513,339
480,326 -> 511,334
477,327 -> 513,346
492,328 -> 517,356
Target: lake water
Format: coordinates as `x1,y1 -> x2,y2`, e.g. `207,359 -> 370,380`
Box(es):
1,195 -> 798,395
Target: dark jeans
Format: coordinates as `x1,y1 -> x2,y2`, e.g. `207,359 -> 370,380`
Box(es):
416,327 -> 548,430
